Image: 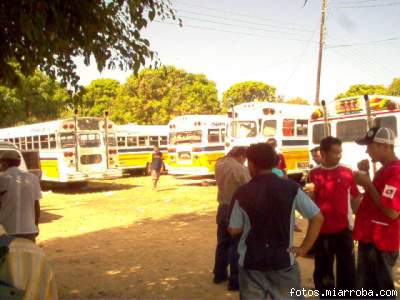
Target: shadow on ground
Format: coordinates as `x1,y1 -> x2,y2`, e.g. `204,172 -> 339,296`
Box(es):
40,207 -> 63,224
42,181 -> 141,195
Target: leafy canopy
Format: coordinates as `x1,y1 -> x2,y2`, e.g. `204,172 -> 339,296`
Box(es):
221,81 -> 277,112
0,0 -> 178,88
388,78 -> 400,96
112,65 -> 220,124
335,84 -> 388,99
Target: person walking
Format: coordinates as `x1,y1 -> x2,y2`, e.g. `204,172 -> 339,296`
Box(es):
213,146 -> 250,291
0,151 -> 41,243
353,126 -> 399,297
228,143 -> 323,299
309,136 -> 360,296
150,145 -> 163,190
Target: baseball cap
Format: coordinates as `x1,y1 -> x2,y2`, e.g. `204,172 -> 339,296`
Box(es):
0,150 -> 21,160
356,126 -> 396,145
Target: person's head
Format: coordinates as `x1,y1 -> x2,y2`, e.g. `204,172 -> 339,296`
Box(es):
320,136 -> 342,167
246,143 -> 277,177
153,145 -> 159,152
227,146 -> 247,165
356,126 -> 397,164
266,138 -> 277,149
310,146 -> 322,165
0,151 -> 21,172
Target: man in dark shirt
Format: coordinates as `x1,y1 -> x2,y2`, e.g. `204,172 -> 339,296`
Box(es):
150,146 -> 163,190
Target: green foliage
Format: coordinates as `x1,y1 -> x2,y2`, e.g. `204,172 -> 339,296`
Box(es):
335,84 -> 388,99
221,81 -> 277,112
387,78 -> 400,96
79,79 -> 121,117
285,97 -> 310,105
112,66 -> 220,124
0,0 -> 178,88
0,70 -> 70,128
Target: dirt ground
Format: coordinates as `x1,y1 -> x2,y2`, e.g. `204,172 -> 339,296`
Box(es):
37,175 -> 399,299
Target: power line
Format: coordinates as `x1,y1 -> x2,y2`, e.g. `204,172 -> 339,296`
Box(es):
326,37 -> 400,48
154,20 -> 319,43
173,0 -> 313,29
175,8 -> 313,33
333,1 -> 400,8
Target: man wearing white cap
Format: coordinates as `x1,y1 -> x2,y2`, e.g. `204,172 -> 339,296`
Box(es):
0,150 -> 41,243
353,126 -> 399,295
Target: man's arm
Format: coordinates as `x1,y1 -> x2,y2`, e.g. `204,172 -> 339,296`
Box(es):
292,212 -> 323,257
35,200 -> 40,226
354,171 -> 399,220
227,200 -> 244,236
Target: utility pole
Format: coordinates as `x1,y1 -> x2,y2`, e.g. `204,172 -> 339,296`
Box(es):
314,0 -> 327,106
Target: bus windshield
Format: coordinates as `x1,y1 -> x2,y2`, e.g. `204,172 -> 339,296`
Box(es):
231,121 -> 257,138
60,133 -> 75,148
79,133 -> 101,147
170,131 -> 202,145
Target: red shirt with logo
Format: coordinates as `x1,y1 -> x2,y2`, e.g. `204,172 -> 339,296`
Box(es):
353,159 -> 400,252
310,165 -> 360,234
278,153 -> 287,171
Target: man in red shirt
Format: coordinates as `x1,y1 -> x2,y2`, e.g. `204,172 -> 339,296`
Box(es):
353,126 -> 399,295
309,136 -> 361,295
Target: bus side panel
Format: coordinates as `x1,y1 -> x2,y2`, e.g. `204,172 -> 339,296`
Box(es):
197,151 -> 225,172
40,158 -> 60,181
117,152 -> 151,169
281,148 -> 309,173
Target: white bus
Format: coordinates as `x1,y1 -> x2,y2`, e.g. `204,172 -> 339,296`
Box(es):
115,124 -> 168,174
165,115 -> 227,175
226,101 -> 315,175
0,117 -> 122,182
309,95 -> 400,171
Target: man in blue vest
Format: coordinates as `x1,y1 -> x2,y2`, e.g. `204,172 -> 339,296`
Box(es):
228,143 -> 323,299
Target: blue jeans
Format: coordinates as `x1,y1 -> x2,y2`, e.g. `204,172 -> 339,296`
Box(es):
239,262 -> 302,300
213,204 -> 239,286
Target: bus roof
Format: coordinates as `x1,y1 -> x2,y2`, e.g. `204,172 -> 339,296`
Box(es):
168,115 -> 227,126
115,124 -> 169,136
311,95 -> 400,122
231,101 -> 315,119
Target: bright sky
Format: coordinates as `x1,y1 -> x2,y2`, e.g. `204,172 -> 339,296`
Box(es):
76,0 -> 400,103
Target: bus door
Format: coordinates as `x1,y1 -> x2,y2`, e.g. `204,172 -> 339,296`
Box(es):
76,132 -> 105,174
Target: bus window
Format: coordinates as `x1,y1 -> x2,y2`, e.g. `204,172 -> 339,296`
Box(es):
262,120 -> 277,137
49,134 -> 57,149
337,119 -> 367,142
220,128 -> 226,142
14,138 -> 20,148
312,123 -> 331,144
169,134 -> 177,145
374,116 -> 397,135
296,120 -> 308,136
231,121 -> 257,138
175,131 -> 202,144
40,135 -> 49,149
104,134 -> 116,147
26,136 -> 33,150
282,119 -> 295,136
33,136 -> 39,149
160,136 -> 168,146
79,133 -> 101,148
117,136 -> 126,147
60,133 -> 75,148
149,136 -> 159,146
208,129 -> 220,143
127,136 -> 137,147
138,136 -> 148,146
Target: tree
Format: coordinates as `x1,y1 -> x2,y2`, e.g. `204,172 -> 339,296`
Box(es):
79,79 -> 121,117
335,84 -> 388,99
221,81 -> 277,112
112,66 -> 220,124
387,77 -> 400,96
0,0 -> 178,88
0,70 -> 70,128
285,97 -> 310,105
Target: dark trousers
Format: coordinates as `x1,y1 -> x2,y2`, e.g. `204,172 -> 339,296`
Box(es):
213,204 -> 239,286
313,228 -> 356,297
357,242 -> 398,299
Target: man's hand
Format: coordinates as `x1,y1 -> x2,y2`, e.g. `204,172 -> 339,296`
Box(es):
354,171 -> 372,188
303,183 -> 315,196
357,159 -> 370,172
289,246 -> 309,257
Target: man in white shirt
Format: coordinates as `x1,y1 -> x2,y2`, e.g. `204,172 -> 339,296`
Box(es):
0,151 -> 41,242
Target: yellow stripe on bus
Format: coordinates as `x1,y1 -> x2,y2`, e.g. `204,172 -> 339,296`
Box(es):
40,159 -> 59,179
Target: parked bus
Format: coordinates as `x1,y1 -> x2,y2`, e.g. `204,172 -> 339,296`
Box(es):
115,124 -> 168,174
165,115 -> 226,175
0,117 -> 122,182
226,101 -> 315,176
309,95 -> 400,171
